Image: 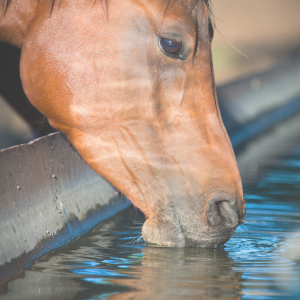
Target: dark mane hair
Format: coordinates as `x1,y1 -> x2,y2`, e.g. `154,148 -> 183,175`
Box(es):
1,0 -> 211,17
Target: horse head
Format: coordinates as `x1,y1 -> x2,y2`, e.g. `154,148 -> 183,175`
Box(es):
1,0 -> 245,247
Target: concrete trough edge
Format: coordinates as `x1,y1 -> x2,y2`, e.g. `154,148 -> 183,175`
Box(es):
0,133 -> 130,282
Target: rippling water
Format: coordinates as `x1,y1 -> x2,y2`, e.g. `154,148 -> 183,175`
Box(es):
2,145 -> 300,300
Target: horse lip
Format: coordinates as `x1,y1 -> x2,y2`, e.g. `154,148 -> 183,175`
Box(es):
142,218 -> 185,247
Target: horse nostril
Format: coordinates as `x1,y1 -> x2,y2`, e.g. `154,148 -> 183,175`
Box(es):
205,194 -> 239,228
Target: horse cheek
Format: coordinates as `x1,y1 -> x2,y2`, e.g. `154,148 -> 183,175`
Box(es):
20,41 -> 73,133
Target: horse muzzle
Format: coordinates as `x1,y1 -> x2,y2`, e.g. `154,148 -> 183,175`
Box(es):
142,192 -> 245,248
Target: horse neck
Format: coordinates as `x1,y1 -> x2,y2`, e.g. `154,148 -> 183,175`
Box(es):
0,0 -> 37,48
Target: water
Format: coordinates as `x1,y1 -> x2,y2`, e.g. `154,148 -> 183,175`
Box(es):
1,145 -> 300,299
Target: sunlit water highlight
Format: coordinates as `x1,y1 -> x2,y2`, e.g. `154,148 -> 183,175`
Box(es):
1,147 -> 300,300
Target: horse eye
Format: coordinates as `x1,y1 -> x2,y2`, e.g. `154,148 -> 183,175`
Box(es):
160,38 -> 183,57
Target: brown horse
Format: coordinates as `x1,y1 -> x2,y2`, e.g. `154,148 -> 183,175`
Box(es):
0,0 -> 245,247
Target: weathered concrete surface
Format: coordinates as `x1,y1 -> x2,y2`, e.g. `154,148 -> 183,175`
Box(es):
0,132 -> 129,282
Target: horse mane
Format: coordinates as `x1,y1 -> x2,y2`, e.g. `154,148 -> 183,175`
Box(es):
1,0 -> 211,17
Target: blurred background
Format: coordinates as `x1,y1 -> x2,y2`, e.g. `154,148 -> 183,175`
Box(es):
212,0 -> 300,84
1,0 -> 300,150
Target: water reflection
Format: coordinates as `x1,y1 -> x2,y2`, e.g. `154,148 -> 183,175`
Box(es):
107,247 -> 243,300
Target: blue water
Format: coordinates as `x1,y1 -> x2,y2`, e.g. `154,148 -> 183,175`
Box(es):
1,147 -> 300,299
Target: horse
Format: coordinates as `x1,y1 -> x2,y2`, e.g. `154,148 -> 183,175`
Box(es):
0,0 -> 246,247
